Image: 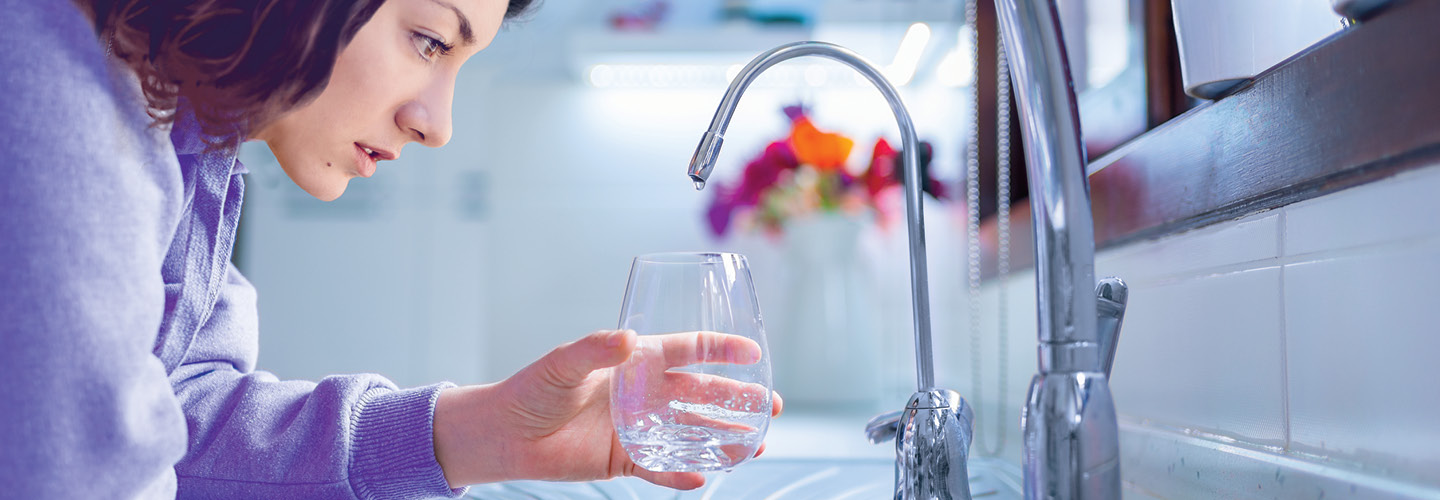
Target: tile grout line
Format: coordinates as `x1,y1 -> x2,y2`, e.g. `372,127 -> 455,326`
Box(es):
1277,208 -> 1292,453
1107,230 -> 1440,290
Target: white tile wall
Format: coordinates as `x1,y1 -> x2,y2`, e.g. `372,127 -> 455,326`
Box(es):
958,202 -> 1290,465
1280,164 -> 1440,489
1109,266 -> 1288,446
1096,211 -> 1280,285
1285,165 -> 1440,256
1285,222 -> 1440,485
971,163 -> 1440,496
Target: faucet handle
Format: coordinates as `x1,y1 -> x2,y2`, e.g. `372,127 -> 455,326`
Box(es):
867,392 -> 976,498
898,390 -> 975,499
1095,277 -> 1129,378
864,410 -> 903,444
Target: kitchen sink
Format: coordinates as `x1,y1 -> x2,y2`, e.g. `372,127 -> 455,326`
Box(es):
465,456 -> 1022,499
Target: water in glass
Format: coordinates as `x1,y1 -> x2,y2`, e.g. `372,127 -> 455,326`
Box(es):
610,252 -> 773,472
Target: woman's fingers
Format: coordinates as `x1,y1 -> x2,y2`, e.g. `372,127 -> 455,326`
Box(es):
656,373 -> 783,417
648,331 -> 762,368
625,465 -> 706,490
671,410 -> 759,433
611,331 -> 778,487
537,330 -> 635,387
663,372 -> 770,409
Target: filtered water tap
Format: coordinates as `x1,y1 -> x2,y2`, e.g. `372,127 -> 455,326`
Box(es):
686,41 -> 974,500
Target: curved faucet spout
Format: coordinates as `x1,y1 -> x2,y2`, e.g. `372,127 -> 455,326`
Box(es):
686,41 -> 937,392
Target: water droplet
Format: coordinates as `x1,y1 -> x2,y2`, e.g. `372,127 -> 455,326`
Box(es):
693,179 -> 706,190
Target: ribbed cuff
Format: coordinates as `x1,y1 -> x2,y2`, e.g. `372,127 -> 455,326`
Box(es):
350,383 -> 467,500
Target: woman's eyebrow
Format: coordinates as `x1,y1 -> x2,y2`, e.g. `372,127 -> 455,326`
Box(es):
426,0 -> 476,46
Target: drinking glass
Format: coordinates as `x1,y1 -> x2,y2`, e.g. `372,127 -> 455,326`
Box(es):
610,252 -> 773,472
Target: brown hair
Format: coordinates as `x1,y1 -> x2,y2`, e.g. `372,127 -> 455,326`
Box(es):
76,0 -> 538,141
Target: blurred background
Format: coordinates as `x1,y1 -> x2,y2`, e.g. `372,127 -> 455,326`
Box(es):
228,0 -> 1440,493
235,0 -> 1149,422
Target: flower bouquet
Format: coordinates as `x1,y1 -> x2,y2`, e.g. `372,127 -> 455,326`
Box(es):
705,106 -> 946,239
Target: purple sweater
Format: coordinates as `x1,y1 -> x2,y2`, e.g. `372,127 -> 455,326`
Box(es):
0,3 -> 464,499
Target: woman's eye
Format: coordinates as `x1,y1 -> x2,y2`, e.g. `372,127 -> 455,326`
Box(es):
411,32 -> 453,62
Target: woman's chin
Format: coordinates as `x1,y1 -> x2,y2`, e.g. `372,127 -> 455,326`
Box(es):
314,183 -> 348,202
274,155 -> 353,202
295,177 -> 349,202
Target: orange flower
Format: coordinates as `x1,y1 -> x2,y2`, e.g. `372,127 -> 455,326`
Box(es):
789,117 -> 854,171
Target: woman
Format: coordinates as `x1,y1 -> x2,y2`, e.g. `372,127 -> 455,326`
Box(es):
0,0 -> 781,498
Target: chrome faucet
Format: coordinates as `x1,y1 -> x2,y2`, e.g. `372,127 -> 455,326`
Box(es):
686,41 -> 974,500
993,0 -> 1130,498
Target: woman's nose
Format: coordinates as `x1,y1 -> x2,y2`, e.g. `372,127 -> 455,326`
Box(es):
395,82 -> 454,148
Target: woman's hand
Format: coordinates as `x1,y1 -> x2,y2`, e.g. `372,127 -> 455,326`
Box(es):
431,329 -> 783,490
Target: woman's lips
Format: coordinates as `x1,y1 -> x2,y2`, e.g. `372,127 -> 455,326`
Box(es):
352,143 -> 397,178
358,143 -> 398,161
353,143 -> 377,178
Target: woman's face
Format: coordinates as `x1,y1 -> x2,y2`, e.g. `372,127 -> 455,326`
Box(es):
252,0 -> 507,201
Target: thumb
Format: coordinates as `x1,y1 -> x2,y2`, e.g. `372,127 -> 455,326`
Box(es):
538,330 -> 636,387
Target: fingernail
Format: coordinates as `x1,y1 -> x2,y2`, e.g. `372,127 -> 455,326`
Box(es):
608,330 -> 630,347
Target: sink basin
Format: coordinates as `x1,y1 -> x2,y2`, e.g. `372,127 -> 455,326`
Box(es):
465,457 -> 1023,499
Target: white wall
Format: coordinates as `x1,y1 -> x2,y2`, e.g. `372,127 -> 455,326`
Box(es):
465,78 -> 971,386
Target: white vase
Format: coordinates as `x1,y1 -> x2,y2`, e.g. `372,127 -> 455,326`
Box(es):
773,213 -> 885,411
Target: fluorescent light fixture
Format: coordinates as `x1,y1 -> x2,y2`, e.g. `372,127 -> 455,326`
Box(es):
936,25 -> 976,87
589,64 -> 616,87
588,64 -> 732,88
725,64 -> 744,84
581,23 -> 943,90
884,22 -> 931,86
586,62 -> 868,89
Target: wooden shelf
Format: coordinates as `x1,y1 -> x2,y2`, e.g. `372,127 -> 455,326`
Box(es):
1086,0 -> 1440,249
979,0 -> 1439,276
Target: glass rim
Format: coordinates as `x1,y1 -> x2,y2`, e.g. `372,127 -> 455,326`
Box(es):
633,251 -> 748,264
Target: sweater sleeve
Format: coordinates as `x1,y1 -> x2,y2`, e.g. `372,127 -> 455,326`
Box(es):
0,2 -> 189,498
168,264 -> 466,500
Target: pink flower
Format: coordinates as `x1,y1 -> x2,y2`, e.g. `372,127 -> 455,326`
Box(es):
736,141 -> 798,205
706,140 -> 798,236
